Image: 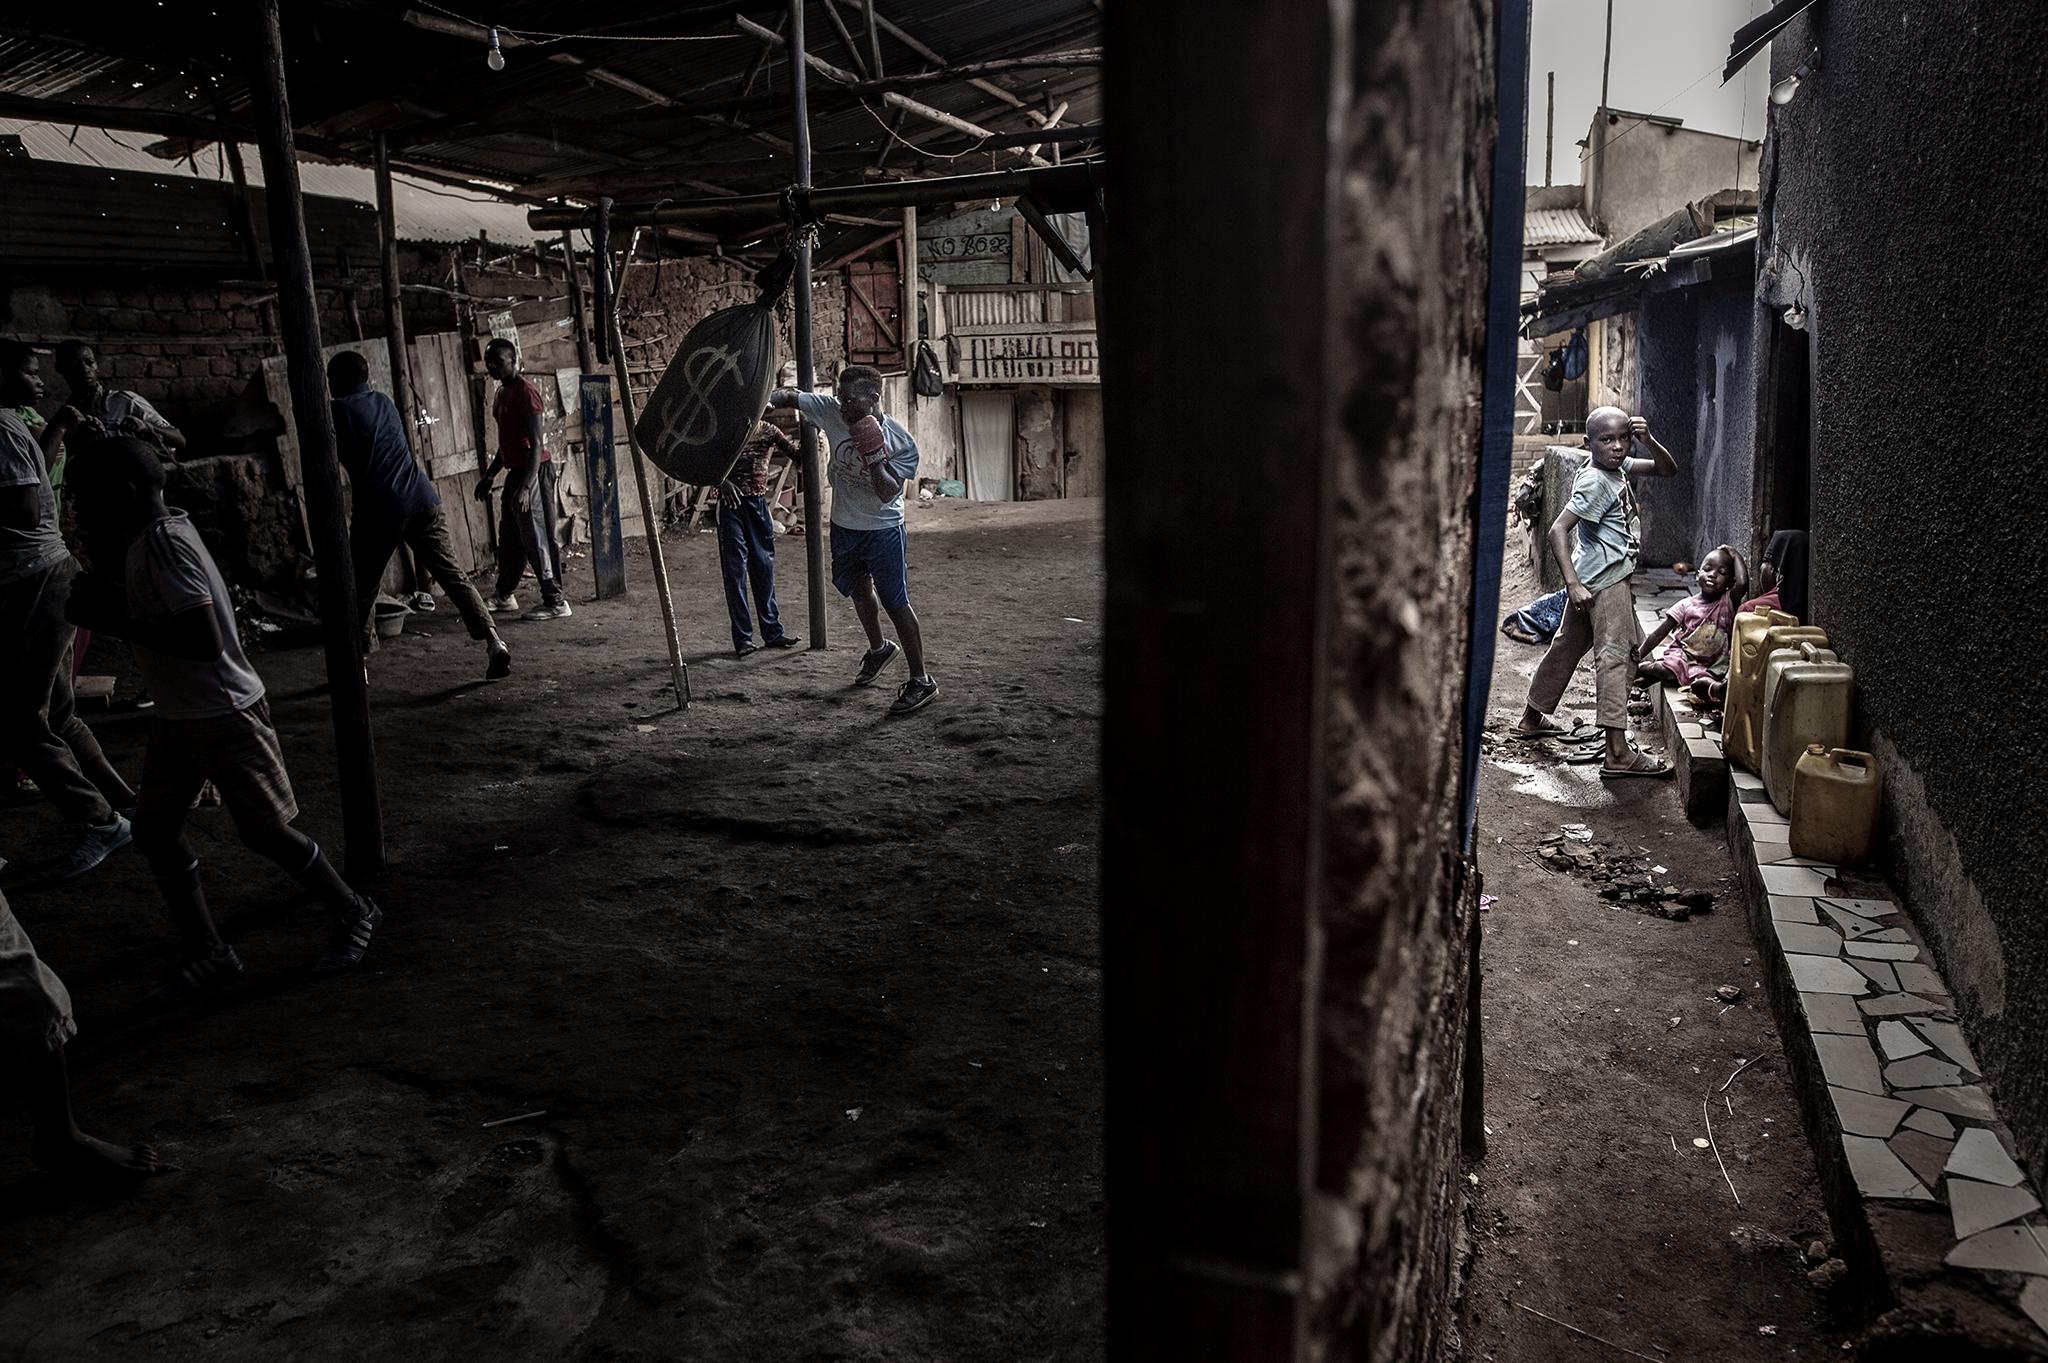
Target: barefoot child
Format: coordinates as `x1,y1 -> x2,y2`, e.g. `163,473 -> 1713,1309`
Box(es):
62,438 -> 382,1002
3,888 -> 160,1189
1513,407 -> 1680,778
768,365 -> 938,715
1635,544 -> 1745,704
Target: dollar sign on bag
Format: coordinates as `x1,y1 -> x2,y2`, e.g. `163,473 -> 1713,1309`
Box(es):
657,343 -> 743,450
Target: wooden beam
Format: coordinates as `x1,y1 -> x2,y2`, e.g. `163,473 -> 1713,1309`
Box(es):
788,0 -> 827,650
373,133 -> 416,441
824,0 -> 1028,113
736,13 -> 1050,166
820,0 -> 873,80
901,205 -> 919,370
863,0 -> 885,79
250,0 -> 384,877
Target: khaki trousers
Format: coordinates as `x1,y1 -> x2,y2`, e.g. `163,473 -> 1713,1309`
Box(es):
1526,579 -> 1640,730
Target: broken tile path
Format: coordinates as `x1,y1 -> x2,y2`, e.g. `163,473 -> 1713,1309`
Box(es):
1731,763 -> 2048,1350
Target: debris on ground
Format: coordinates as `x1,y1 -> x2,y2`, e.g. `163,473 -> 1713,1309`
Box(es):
1534,831 -> 1717,920
1716,984 -> 1744,1003
1480,894 -> 1498,912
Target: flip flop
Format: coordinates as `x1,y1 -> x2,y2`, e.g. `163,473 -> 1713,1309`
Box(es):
1512,720 -> 1570,739
1601,751 -> 1673,779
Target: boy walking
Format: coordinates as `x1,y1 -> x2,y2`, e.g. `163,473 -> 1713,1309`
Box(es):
475,338 -> 569,620
768,365 -> 937,715
719,414 -> 801,658
63,438 -> 381,1002
326,350 -> 512,679
1514,406 -> 1678,777
0,341 -> 134,881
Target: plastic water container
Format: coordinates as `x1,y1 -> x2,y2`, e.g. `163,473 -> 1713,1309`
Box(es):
1790,746 -> 1885,865
1726,611 -> 1827,770
1763,643 -> 1855,813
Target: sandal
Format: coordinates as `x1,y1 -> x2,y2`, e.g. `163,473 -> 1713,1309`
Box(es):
1512,719 -> 1570,739
1600,749 -> 1673,779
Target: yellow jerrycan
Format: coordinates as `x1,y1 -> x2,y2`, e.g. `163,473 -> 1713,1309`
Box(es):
1790,746 -> 1885,865
1763,643 -> 1854,813
1726,611 -> 1827,770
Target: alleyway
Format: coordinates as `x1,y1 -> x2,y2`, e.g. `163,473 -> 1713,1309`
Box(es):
1458,537 -> 1850,1361
0,500 -> 1106,1361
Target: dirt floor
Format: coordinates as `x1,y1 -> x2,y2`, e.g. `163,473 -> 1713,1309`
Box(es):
1456,540 -> 1851,1361
0,498 -> 1106,1362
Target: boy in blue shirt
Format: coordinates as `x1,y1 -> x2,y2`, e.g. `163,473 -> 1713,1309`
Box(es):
326,350 -> 511,679
1514,406 -> 1678,777
769,365 -> 937,715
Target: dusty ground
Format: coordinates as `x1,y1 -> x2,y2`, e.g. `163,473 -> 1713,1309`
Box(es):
1457,539 -> 1850,1361
0,498 -> 1106,1362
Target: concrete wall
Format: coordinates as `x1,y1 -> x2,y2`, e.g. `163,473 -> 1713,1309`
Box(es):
1689,279 -> 1756,567
1630,269 -> 1759,571
1587,116 -> 1761,240
1631,291 -> 1698,566
1758,1 -> 2048,1183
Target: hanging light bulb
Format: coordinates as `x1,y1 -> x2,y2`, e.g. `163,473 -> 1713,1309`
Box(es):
1782,302 -> 1808,331
1769,70 -> 1802,105
486,27 -> 506,72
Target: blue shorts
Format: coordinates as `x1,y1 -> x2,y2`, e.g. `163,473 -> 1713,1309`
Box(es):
830,522 -> 910,610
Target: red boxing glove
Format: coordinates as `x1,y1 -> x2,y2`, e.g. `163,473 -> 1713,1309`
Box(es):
849,414 -> 886,463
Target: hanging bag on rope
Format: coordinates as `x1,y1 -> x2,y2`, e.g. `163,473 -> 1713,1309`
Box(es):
634,249 -> 797,485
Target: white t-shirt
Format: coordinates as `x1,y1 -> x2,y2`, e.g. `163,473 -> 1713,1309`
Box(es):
793,391 -> 919,531
0,409 -> 67,585
99,391 -> 179,441
125,511 -> 265,720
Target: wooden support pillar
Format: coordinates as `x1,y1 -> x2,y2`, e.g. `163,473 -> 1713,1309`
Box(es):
372,132 -> 414,436
560,229 -> 596,373
1100,0 -> 1341,1353
219,135 -> 276,340
248,0 -> 383,876
901,205 -> 919,372
789,0 -> 828,649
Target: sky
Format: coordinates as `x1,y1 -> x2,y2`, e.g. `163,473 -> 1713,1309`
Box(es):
1527,0 -> 1772,185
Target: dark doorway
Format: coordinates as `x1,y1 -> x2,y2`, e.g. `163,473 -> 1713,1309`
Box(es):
1762,322 -> 1811,541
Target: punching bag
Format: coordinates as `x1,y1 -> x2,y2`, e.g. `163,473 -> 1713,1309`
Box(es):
633,250 -> 797,485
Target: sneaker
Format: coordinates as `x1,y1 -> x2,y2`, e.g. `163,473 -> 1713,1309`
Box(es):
487,593 -> 520,615
55,814 -> 132,881
853,640 -> 900,687
146,945 -> 244,1007
889,674 -> 940,716
486,639 -> 513,680
522,601 -> 573,621
408,592 -> 437,613
315,895 -> 383,974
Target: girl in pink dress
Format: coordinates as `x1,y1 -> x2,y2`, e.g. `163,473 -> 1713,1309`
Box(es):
1634,545 -> 1745,703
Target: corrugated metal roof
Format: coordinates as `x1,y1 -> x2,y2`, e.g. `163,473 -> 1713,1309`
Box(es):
0,2 -> 1103,218
1,120 -> 551,246
1525,207 -> 1601,248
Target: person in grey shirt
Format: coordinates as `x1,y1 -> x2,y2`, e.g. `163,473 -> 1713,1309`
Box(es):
769,364 -> 938,715
0,341 -> 134,883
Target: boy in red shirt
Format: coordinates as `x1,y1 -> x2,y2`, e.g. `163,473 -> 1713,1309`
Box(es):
475,339 -> 569,620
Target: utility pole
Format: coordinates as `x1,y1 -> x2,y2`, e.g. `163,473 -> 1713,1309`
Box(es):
789,0 -> 827,649
249,0 -> 383,876
1595,0 -> 1614,229
1545,70 -> 1556,186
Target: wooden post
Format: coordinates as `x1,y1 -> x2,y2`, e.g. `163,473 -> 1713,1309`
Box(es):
901,205 -> 919,374
789,0 -> 828,649
560,229 -> 596,373
372,133 -> 414,437
580,373 -> 627,600
601,230 -> 690,708
1545,70 -> 1556,187
248,0 -> 383,876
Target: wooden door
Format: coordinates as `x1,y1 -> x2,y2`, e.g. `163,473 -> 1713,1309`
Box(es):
845,259 -> 902,367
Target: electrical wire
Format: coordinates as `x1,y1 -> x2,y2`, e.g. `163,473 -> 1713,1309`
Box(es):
414,1 -> 742,44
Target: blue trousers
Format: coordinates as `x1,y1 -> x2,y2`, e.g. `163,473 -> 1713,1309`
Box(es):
717,494 -> 785,648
